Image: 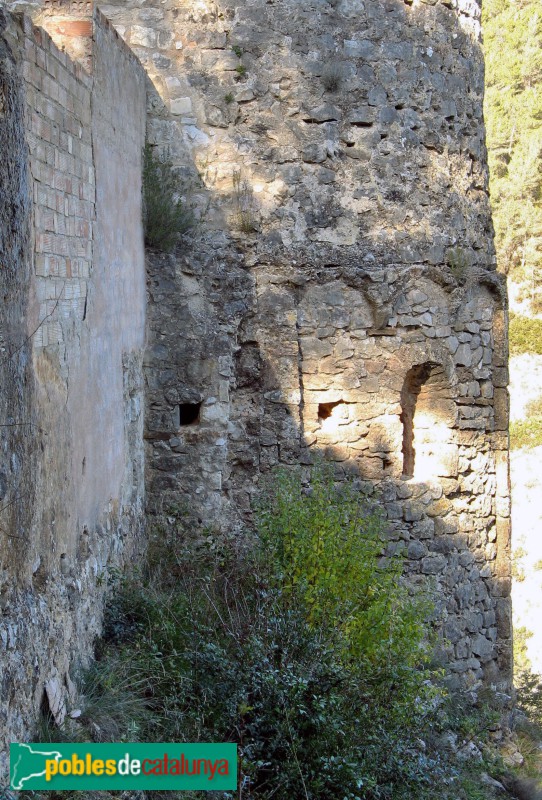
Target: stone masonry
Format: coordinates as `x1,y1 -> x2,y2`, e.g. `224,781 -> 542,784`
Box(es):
112,0 -> 511,689
0,0 -> 512,765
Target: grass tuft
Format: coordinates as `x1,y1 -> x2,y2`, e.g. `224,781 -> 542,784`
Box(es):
321,61 -> 345,92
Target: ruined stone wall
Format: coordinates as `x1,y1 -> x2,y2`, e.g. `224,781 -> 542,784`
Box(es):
97,0 -> 512,688
0,0 -> 513,758
0,6 -> 146,771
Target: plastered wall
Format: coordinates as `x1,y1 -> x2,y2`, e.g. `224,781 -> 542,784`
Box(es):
0,6 -> 146,772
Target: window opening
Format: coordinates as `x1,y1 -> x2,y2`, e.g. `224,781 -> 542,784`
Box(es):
178,402 -> 201,426
318,400 -> 344,421
400,362 -> 439,478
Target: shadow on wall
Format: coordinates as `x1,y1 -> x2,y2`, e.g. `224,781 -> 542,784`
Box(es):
0,8 -> 38,571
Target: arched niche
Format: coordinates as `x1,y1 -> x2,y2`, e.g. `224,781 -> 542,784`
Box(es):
400,362 -> 458,481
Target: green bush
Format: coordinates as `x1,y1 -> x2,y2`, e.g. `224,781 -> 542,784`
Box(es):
96,468 -> 445,799
255,467 -> 430,667
23,468 -> 514,800
509,314 -> 542,356
142,144 -> 194,252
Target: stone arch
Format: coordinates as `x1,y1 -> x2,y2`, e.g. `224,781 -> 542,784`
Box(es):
400,361 -> 458,481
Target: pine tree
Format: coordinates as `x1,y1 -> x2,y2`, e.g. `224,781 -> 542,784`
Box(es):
483,0 -> 542,310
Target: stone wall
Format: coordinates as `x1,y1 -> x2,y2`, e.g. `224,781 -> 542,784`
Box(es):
0,6 -> 146,772
101,0 -> 512,689
0,0 -> 513,764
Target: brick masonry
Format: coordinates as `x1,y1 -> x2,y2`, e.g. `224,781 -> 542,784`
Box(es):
0,5 -> 146,774
20,13 -> 94,347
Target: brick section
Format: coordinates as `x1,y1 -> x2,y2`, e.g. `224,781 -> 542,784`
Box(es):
42,0 -> 93,14
18,15 -> 94,349
38,0 -> 94,73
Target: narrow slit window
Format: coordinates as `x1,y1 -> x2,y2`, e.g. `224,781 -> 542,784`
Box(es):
400,363 -> 437,478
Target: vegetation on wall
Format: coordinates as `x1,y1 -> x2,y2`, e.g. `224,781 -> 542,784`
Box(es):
142,144 -> 194,252
483,0 -> 542,311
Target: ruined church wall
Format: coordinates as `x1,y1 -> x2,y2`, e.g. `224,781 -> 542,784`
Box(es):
0,8 -> 146,771
102,0 -> 512,688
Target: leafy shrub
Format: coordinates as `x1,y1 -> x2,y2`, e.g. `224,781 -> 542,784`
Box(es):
22,469 -> 516,800
509,313 -> 542,356
142,144 -> 194,252
255,466 -> 430,667
96,468 -> 446,799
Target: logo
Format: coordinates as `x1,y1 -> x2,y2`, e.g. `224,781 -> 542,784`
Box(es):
10,743 -> 237,791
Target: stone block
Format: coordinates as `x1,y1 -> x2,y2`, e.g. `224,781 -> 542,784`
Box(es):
407,539 -> 427,560
471,635 -> 493,661
493,367 -> 509,388
130,25 -> 157,48
421,554 -> 447,574
455,343 -> 472,367
170,96 -> 192,115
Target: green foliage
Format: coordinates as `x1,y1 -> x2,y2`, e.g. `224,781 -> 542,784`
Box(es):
510,626 -> 542,791
516,669 -> 542,732
224,92 -> 235,104
447,246 -> 470,284
20,469 -> 519,800
256,466 -> 430,668
483,0 -> 542,310
510,393 -> 542,450
509,313 -> 542,355
231,45 -> 243,58
235,64 -> 247,78
512,670 -> 542,791
94,470 -> 449,798
510,417 -> 542,449
142,144 -> 194,252
508,318 -> 542,447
